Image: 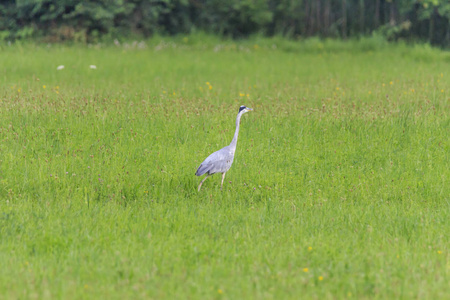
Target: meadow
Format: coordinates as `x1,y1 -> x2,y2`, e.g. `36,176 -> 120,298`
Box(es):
0,36 -> 449,299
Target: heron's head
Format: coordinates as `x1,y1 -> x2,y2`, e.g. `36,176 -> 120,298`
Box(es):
239,105 -> 253,114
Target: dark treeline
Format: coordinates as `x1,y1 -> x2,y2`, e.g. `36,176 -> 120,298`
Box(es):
1,0 -> 449,47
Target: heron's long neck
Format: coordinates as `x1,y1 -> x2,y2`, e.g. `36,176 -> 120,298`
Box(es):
229,112 -> 243,149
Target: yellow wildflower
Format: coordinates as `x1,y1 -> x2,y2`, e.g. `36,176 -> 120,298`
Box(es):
303,268 -> 308,273
308,246 -> 312,251
318,276 -> 324,281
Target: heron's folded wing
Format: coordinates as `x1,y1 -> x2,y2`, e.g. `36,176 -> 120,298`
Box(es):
195,147 -> 232,176
195,163 -> 213,176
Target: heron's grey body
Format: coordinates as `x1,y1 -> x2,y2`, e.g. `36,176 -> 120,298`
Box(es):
195,145 -> 235,176
196,105 -> 253,191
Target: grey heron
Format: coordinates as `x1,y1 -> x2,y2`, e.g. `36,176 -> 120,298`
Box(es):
195,105 -> 253,191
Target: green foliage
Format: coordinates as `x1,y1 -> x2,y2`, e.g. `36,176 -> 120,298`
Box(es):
0,39 -> 449,298
196,0 -> 273,37
0,0 -> 450,46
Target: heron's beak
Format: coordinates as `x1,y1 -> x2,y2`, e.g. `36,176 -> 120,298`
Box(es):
247,108 -> 253,111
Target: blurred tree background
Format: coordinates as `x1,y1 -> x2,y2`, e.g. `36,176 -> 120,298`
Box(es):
0,0 -> 449,47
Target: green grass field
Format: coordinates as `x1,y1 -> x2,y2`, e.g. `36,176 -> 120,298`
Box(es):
0,37 -> 449,299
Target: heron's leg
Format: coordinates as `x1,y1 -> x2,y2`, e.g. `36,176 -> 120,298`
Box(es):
198,174 -> 210,192
221,172 -> 226,190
